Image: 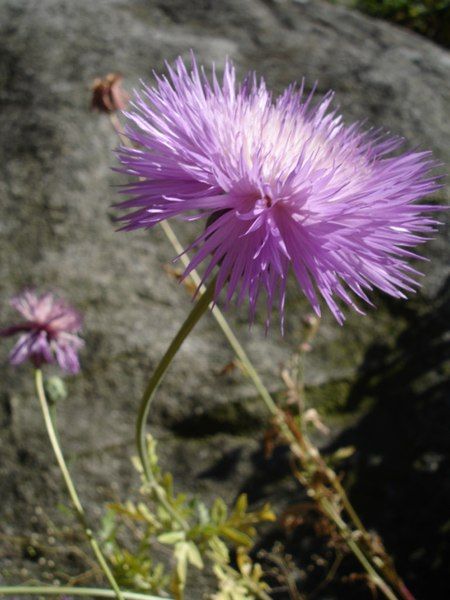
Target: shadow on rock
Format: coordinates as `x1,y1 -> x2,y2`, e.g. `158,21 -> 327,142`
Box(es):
198,278 -> 449,599
325,276 -> 450,599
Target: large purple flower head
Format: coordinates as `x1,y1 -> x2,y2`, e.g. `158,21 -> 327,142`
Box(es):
0,291 -> 84,373
116,55 -> 442,326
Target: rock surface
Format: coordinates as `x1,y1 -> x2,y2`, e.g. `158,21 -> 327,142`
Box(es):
0,0 -> 449,598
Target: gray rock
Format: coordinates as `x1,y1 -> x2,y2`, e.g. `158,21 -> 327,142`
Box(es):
0,0 -> 448,597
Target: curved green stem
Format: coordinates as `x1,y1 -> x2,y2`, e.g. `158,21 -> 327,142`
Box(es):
159,220 -> 278,417
35,370 -> 124,600
138,226 -> 401,599
113,118 -> 277,445
136,279 -> 216,528
139,223 -> 401,599
0,586 -> 168,600
116,129 -> 400,599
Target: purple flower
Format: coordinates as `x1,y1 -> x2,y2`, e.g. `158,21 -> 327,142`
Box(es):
116,55 -> 443,326
1,290 -> 84,373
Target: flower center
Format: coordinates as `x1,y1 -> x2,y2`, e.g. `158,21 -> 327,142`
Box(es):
255,193 -> 273,211
263,194 -> 272,208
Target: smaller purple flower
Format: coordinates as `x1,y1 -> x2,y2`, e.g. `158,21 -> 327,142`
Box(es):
0,290 -> 84,374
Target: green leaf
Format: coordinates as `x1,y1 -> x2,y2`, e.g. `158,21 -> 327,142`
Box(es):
211,498 -> 228,524
157,531 -> 186,545
257,503 -> 276,523
208,537 -> 229,563
137,503 -> 161,528
219,526 -> 253,547
197,501 -> 210,525
174,541 -> 189,587
331,446 -> 356,462
234,494 -> 248,514
185,540 -> 204,570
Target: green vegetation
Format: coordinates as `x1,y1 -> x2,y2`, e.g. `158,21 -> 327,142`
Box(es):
355,0 -> 450,46
100,435 -> 275,599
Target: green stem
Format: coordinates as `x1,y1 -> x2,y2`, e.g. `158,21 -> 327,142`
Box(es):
0,586 -> 167,600
149,225 -> 402,600
111,112 -> 399,600
328,470 -> 369,535
135,279 -> 216,528
159,221 -> 278,417
113,122 -> 277,443
152,225 -> 401,599
34,369 -> 124,600
320,497 -> 398,600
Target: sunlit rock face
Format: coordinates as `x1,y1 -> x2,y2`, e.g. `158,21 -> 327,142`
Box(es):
0,0 -> 448,598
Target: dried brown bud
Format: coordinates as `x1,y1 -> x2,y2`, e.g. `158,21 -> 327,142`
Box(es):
91,73 -> 129,113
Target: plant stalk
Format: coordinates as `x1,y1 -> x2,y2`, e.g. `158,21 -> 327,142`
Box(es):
0,586 -> 167,600
320,497 -> 398,600
138,224 -> 402,600
135,279 -> 216,529
111,113 -> 407,600
35,369 -> 124,600
111,114 -> 278,421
